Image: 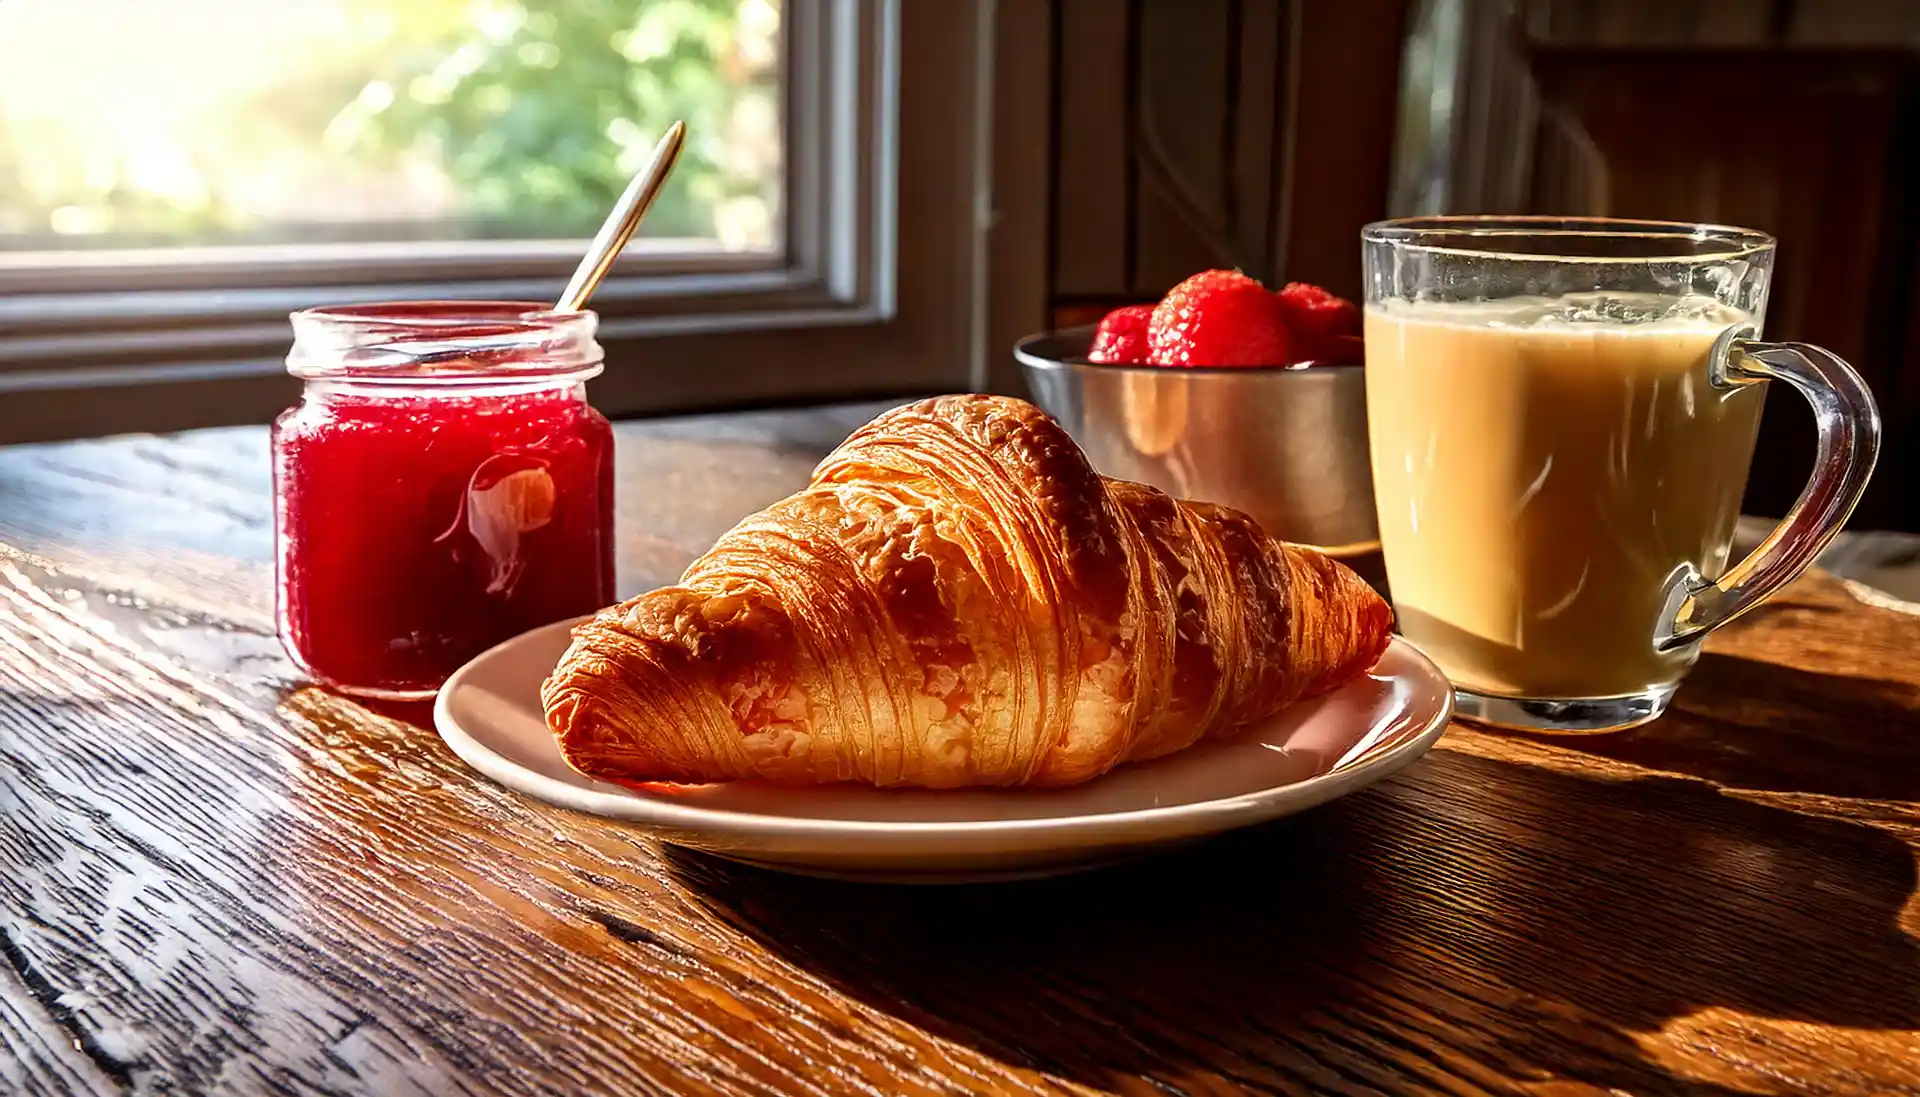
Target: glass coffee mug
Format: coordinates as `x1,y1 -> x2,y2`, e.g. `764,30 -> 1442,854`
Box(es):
1362,217 -> 1879,733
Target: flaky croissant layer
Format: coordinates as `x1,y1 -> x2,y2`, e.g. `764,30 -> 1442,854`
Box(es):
543,395 -> 1392,789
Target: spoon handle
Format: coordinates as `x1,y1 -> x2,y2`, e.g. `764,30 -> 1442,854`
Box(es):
555,120 -> 688,313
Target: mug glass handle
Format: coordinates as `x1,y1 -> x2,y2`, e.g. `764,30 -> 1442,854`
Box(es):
1658,328 -> 1882,652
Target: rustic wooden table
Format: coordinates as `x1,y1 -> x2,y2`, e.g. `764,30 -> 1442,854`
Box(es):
2,401 -> 1917,1097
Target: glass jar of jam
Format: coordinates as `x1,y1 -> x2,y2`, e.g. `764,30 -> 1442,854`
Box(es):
274,302 -> 616,699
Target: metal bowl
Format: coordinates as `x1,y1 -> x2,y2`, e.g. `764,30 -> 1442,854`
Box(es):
1015,326 -> 1379,554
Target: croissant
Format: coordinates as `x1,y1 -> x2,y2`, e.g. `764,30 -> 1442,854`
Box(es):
542,394 -> 1392,789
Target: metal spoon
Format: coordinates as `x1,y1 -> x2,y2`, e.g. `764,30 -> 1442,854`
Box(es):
555,119 -> 688,312
391,122 -> 687,368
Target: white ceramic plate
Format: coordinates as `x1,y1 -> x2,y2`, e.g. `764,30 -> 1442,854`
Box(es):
435,619 -> 1454,883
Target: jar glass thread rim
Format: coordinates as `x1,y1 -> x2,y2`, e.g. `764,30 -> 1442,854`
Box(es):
287,300 -> 604,384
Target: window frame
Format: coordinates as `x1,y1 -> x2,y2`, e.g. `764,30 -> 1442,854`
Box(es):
0,0 -> 1002,441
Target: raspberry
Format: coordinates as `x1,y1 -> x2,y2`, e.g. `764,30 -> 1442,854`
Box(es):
1147,270 -> 1291,367
1086,304 -> 1154,364
1274,282 -> 1361,364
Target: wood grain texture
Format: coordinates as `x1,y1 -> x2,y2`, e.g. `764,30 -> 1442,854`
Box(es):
0,961 -> 118,1097
1,402 -> 1918,1096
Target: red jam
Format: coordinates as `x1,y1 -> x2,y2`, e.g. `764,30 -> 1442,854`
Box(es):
273,303 -> 614,698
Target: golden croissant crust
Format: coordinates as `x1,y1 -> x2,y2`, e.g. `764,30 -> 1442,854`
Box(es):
542,394 -> 1392,789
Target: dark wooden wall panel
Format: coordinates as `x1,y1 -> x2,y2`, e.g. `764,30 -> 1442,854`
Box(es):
1133,0 -> 1236,293
1046,0 -> 1406,325
1278,0 -> 1411,300
1526,0 -> 1775,43
1052,0 -> 1131,298
1233,0 -> 1287,283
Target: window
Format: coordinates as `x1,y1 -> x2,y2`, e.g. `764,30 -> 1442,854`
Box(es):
0,0 -> 997,441
0,0 -> 783,254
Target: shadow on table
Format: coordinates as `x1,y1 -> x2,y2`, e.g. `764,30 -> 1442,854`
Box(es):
670,748 -> 1920,1095
1526,650 -> 1920,803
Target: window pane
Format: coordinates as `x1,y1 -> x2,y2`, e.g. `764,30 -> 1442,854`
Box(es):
0,0 -> 782,254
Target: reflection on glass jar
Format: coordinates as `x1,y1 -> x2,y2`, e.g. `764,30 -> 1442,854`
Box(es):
274,302 -> 615,700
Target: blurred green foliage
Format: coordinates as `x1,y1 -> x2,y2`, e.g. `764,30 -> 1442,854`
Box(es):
0,0 -> 780,249
337,0 -> 780,241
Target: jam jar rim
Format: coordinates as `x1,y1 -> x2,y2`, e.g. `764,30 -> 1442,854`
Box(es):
287,300 -> 605,385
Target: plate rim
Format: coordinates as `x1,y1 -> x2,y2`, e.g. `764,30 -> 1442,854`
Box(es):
433,620 -> 1454,838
